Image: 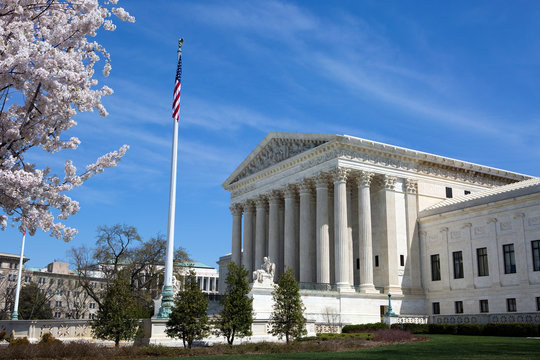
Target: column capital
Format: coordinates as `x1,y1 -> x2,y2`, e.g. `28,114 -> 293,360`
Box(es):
440,227 -> 449,233
462,223 -> 472,229
332,167 -> 349,183
404,178 -> 418,194
268,190 -> 282,203
255,196 -> 267,208
487,217 -> 498,224
357,171 -> 374,187
514,213 -> 525,219
315,172 -> 331,189
299,178 -> 314,194
383,175 -> 397,191
243,200 -> 255,212
283,184 -> 297,199
229,203 -> 243,216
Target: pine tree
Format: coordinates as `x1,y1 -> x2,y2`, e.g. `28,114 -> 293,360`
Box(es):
166,270 -> 209,348
19,283 -> 53,320
215,262 -> 253,345
270,268 -> 307,343
91,272 -> 140,347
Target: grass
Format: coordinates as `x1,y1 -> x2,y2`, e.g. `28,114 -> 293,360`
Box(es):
139,335 -> 540,360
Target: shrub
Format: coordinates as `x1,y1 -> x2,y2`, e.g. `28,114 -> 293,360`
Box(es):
39,332 -> 61,344
483,323 -> 539,337
342,322 -> 389,333
0,329 -> 7,342
9,336 -> 30,346
373,329 -> 412,342
391,323 -> 430,334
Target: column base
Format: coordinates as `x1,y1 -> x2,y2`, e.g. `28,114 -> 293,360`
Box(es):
384,285 -> 402,295
336,283 -> 354,293
358,284 -> 379,294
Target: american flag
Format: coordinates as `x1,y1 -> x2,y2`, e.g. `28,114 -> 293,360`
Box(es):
172,52 -> 182,121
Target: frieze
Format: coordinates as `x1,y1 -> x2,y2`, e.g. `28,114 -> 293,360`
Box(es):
474,226 -> 486,236
499,221 -> 512,231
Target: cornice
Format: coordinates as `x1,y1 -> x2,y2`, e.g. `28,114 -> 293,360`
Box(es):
225,136 -> 528,197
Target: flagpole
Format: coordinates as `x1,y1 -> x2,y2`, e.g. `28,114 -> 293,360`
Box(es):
157,38 -> 183,318
11,228 -> 26,320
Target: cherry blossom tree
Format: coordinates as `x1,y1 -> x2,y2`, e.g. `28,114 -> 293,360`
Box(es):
0,0 -> 134,240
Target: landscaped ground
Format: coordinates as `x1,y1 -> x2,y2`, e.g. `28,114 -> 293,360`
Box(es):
143,335 -> 540,360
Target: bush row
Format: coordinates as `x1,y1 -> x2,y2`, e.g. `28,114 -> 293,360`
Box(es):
342,323 -> 389,333
390,322 -> 540,337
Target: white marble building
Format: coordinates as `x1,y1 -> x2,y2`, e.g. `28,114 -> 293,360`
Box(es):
220,132 -> 538,325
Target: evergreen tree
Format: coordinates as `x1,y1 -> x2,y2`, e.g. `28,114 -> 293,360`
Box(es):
19,282 -> 53,320
91,272 -> 140,347
166,270 -> 209,348
215,262 -> 253,345
270,268 -> 307,343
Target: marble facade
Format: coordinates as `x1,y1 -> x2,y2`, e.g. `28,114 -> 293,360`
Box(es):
221,133 -> 533,323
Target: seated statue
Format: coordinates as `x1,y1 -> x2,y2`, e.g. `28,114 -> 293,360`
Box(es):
253,256 -> 276,285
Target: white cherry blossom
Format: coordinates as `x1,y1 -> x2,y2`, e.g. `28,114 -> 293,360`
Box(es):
0,0 -> 134,241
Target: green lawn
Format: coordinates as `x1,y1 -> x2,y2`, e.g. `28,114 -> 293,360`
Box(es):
144,335 -> 540,360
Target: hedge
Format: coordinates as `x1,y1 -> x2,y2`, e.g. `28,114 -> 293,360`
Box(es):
342,323 -> 389,333
390,323 -> 540,337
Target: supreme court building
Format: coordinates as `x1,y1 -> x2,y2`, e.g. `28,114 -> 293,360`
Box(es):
220,133 -> 540,325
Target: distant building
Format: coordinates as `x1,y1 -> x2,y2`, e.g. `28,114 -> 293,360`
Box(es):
0,254 -> 220,320
0,254 -> 105,320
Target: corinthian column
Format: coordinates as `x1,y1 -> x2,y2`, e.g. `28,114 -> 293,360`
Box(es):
404,179 -> 421,293
230,204 -> 243,266
268,190 -> 281,280
316,173 -> 330,284
242,201 -> 255,273
381,175 -> 401,294
299,179 -> 314,283
333,167 -> 352,290
255,196 -> 267,270
283,185 -> 297,276
357,172 -> 377,293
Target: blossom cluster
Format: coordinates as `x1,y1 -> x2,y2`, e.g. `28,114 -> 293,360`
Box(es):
0,0 -> 134,241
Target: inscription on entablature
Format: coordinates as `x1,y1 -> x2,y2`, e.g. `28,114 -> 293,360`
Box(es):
450,231 -> 462,240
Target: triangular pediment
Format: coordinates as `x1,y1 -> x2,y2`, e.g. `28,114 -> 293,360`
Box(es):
224,133 -> 332,187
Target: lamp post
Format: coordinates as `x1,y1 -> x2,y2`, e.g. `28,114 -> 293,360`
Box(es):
11,228 -> 26,320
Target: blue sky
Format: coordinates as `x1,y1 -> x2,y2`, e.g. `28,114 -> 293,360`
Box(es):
4,0 -> 540,269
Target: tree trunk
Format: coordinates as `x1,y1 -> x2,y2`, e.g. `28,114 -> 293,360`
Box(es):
115,336 -> 120,347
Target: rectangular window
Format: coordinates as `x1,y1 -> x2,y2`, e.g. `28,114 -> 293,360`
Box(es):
24,276 -> 31,283
58,279 -> 63,286
356,258 -> 360,270
54,312 -> 61,318
464,190 -> 471,195
375,255 -> 379,267
532,240 -> 540,271
477,247 -> 489,276
432,302 -> 440,315
453,251 -> 464,279
89,303 -> 96,309
55,301 -> 62,307
507,298 -> 517,312
38,277 -> 46,285
400,255 -> 405,267
480,300 -> 489,313
503,244 -> 516,274
431,254 -> 441,281
455,301 -> 463,314
536,297 -> 540,311
446,187 -> 453,198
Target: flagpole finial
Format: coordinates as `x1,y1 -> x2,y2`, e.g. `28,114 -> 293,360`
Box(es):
178,38 -> 184,55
